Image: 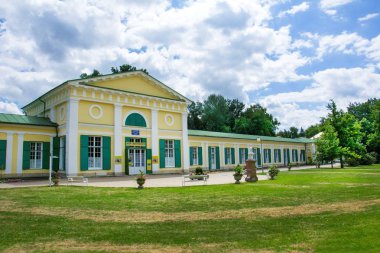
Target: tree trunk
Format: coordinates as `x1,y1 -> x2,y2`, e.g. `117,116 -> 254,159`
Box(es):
340,156 -> 344,168
331,161 -> 334,168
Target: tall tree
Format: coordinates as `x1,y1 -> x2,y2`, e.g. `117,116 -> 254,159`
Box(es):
202,94 -> 230,132
315,124 -> 341,168
80,69 -> 101,79
188,102 -> 204,130
305,124 -> 321,138
226,98 -> 245,132
235,104 -> 279,136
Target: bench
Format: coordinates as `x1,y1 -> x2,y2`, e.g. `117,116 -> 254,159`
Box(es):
67,176 -> 88,186
182,174 -> 209,186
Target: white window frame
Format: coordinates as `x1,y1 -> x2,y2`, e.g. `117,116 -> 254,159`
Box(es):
88,136 -> 102,170
264,149 -> 270,163
30,142 -> 43,169
191,147 -> 198,166
225,148 -> 232,164
274,149 -> 281,163
165,140 -> 175,168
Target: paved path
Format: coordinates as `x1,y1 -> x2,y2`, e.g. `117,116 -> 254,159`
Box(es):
0,164 -> 329,189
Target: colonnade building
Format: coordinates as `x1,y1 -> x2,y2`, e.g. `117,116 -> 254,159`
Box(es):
0,71 -> 314,177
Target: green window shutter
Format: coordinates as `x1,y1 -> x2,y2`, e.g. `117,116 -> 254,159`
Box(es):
141,138 -> 147,148
231,148 -> 235,164
279,149 -> 282,163
287,149 -> 290,164
208,147 -> 212,170
125,113 -> 147,127
224,148 -> 228,164
52,137 -> 60,171
0,140 -> 6,170
125,137 -> 130,175
159,139 -> 165,168
198,147 -> 203,165
62,136 -> 66,171
174,140 -> 181,168
146,149 -> 152,174
80,135 -> 89,171
239,148 -> 242,164
189,147 -> 193,166
216,147 -> 220,169
22,141 -> 31,170
42,142 -> 50,170
257,148 -> 261,166
268,149 -> 272,163
296,150 -> 299,162
245,148 -> 248,162
102,136 -> 111,170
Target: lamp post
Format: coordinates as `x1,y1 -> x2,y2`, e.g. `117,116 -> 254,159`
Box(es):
257,138 -> 264,173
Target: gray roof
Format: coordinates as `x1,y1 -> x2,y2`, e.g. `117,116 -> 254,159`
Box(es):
0,113 -> 57,127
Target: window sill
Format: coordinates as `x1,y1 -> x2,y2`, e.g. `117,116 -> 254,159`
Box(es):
88,167 -> 103,171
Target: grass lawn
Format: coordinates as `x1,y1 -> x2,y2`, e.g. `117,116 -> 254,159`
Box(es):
1,165 -> 380,252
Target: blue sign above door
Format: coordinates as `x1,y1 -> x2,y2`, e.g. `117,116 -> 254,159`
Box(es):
131,130 -> 140,136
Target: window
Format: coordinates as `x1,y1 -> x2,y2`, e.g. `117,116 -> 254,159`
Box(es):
292,149 -> 298,162
225,148 -> 232,164
165,140 -> 175,168
30,142 -> 43,169
300,150 -> 305,162
191,147 -> 198,166
240,149 -> 246,164
264,149 -> 271,163
274,149 -> 281,163
88,136 -> 102,169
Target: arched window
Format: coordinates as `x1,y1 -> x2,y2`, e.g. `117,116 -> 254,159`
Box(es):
125,113 -> 147,127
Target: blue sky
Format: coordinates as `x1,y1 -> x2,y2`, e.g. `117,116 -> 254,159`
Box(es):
0,0 -> 379,129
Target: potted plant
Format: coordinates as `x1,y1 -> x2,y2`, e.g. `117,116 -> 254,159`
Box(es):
136,170 -> 146,189
268,165 -> 279,180
52,170 -> 60,186
287,162 -> 292,171
233,164 -> 244,184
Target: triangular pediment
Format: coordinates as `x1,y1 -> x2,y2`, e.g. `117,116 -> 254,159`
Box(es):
73,71 -> 190,102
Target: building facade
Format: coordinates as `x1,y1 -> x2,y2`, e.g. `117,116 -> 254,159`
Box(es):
0,71 -> 314,177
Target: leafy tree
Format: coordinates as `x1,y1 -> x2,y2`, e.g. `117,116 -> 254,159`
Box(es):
299,127 -> 306,137
315,124 -> 341,168
226,98 -> 245,132
188,102 -> 204,130
235,104 -> 279,136
305,124 -> 322,138
80,69 -> 101,79
202,94 -> 230,132
111,64 -> 149,74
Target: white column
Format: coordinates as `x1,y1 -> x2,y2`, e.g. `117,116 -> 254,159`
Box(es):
234,144 -> 239,165
5,133 -> 13,174
66,98 -> 79,176
16,134 -> 23,175
114,104 -> 122,174
182,112 -> 189,173
151,109 -> 159,173
205,142 -> 209,169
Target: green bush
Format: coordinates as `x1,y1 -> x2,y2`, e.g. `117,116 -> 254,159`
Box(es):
234,164 -> 243,175
195,167 -> 203,175
360,152 -> 376,165
346,157 -> 360,167
268,165 -> 279,180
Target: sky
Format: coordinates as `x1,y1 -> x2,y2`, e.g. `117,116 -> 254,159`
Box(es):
0,0 -> 379,130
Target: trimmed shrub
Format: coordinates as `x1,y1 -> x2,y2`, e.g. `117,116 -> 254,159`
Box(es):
268,165 -> 279,180
195,167 -> 203,175
346,157 -> 360,167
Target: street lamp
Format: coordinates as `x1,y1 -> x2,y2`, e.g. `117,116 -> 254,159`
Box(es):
257,138 -> 264,173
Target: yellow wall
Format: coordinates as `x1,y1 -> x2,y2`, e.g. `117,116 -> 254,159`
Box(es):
91,75 -> 179,100
0,132 -> 6,139
78,100 -> 114,125
158,111 -> 182,130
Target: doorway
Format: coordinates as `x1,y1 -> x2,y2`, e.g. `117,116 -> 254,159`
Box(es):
128,148 -> 146,175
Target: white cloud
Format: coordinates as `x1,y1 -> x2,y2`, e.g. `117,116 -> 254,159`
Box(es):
358,13 -> 379,22
260,67 -> 380,129
278,2 -> 310,18
0,101 -> 22,114
320,0 -> 353,15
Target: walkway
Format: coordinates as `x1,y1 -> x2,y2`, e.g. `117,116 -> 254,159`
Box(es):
0,164 -> 328,189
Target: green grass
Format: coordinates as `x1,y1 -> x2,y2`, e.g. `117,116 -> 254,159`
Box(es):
1,165 -> 380,252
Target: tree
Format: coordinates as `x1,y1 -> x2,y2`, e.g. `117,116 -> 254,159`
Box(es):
235,104 -> 279,136
188,102 -> 204,130
324,100 -> 365,168
305,124 -> 321,138
226,98 -> 245,132
202,94 -> 230,132
111,64 -> 149,74
80,69 -> 101,79
315,124 -> 341,168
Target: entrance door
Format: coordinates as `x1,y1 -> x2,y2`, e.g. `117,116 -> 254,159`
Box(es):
128,149 -> 146,175
210,147 -> 216,170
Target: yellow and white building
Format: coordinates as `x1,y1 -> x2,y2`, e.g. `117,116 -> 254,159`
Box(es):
0,71 -> 314,177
